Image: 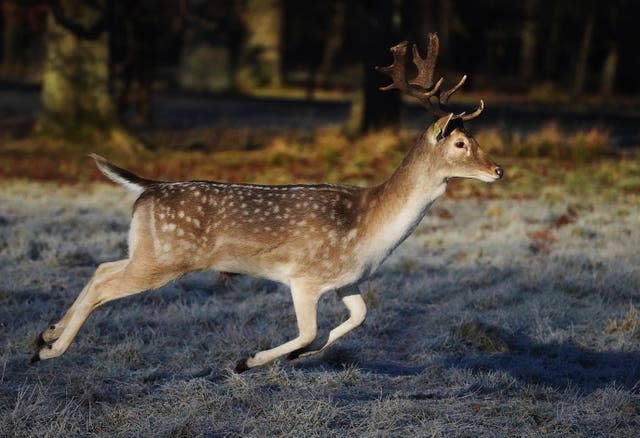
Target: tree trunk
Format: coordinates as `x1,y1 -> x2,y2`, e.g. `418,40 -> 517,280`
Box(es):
437,0 -> 452,65
348,0 -> 401,134
235,0 -> 283,90
179,28 -> 231,92
520,0 -> 538,82
402,0 -> 430,43
1,0 -> 23,77
544,2 -> 561,81
600,45 -> 617,97
573,11 -> 594,96
37,2 -> 139,152
316,1 -> 346,88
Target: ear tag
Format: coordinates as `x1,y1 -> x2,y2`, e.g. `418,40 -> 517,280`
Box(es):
433,114 -> 453,142
433,126 -> 443,141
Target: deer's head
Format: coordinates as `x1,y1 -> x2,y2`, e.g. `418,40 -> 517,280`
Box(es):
377,34 -> 503,183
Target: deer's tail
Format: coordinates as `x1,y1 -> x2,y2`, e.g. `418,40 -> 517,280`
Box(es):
90,154 -> 156,195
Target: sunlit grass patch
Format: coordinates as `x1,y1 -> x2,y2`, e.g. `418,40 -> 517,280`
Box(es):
475,122 -> 612,162
1,124 -> 638,201
608,305 -> 638,335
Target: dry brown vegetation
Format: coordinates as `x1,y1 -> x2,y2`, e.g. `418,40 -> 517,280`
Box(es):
1,123 -> 638,203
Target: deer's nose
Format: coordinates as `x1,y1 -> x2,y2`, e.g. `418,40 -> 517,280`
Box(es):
495,166 -> 504,179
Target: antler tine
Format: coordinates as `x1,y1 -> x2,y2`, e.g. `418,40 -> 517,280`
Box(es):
409,33 -> 439,89
439,74 -> 467,104
375,41 -> 410,92
461,99 -> 484,121
430,66 -> 485,121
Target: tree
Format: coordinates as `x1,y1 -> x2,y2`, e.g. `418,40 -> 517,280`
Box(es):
437,0 -> 452,66
347,0 -> 402,134
1,0 -> 26,77
316,1 -> 346,88
573,6 -> 595,96
234,0 -> 283,90
37,0 -> 139,152
177,0 -> 243,93
520,0 -> 538,82
599,2 -> 620,97
542,2 -> 562,82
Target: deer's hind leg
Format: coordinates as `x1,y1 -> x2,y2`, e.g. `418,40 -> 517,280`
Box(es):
33,258 -> 178,362
36,260 -> 127,347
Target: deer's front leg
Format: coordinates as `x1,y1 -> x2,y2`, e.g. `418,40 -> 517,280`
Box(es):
235,281 -> 320,373
288,285 -> 367,360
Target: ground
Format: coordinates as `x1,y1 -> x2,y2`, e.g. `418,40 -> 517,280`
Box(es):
0,179 -> 638,436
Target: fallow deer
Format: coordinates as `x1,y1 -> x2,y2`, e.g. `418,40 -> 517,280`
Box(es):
32,34 -> 503,372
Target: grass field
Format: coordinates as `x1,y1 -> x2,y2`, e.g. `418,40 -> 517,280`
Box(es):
1,160 -> 638,436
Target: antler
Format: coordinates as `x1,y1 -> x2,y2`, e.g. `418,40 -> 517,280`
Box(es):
376,33 -> 484,122
375,40 -> 444,109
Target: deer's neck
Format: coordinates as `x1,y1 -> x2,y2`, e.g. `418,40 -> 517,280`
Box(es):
359,145 -> 446,269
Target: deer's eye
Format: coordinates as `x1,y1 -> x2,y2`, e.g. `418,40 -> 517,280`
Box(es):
455,141 -> 465,149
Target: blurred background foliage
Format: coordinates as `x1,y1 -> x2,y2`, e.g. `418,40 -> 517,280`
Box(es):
0,0 -> 639,194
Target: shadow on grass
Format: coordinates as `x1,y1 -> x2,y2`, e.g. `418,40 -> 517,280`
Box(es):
292,345 -> 429,377
295,332 -> 640,394
443,326 -> 640,394
352,259 -> 640,394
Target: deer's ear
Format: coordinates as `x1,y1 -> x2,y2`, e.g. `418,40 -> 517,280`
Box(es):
433,113 -> 454,141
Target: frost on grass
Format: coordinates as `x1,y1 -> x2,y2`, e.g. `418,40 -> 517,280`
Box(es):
1,181 -> 639,436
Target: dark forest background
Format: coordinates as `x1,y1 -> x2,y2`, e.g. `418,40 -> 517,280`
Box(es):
1,0 -> 639,154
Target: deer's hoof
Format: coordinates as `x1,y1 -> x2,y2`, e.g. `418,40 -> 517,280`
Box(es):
33,333 -> 47,349
30,352 -> 41,364
234,358 -> 250,374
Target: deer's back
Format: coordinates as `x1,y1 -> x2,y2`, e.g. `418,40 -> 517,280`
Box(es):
132,181 -> 367,286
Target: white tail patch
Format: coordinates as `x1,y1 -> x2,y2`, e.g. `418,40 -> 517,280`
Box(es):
90,154 -> 146,195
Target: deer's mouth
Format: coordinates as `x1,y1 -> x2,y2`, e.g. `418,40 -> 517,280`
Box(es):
467,165 -> 503,182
